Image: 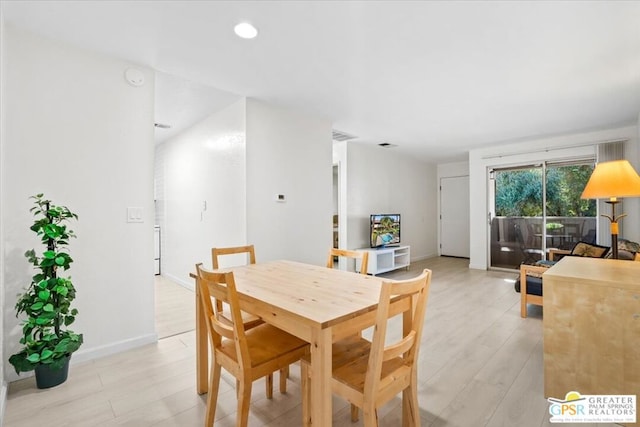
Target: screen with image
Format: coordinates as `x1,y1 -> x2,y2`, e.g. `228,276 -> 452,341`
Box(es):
370,214 -> 401,248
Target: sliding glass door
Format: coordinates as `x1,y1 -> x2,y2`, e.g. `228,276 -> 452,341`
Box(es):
545,162 -> 597,251
489,160 -> 596,269
490,165 -> 544,269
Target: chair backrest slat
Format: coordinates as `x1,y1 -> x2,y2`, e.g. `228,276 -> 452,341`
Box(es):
212,245 -> 256,269
327,248 -> 369,275
382,330 -> 416,362
211,245 -> 256,313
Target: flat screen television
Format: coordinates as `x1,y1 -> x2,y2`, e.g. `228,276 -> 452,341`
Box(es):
370,214 -> 401,248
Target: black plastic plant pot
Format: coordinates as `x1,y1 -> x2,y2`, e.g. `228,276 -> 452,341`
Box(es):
34,356 -> 70,389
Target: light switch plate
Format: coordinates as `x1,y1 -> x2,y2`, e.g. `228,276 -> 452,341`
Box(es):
127,207 -> 143,223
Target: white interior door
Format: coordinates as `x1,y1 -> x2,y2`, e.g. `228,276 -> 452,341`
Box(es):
440,176 -> 470,258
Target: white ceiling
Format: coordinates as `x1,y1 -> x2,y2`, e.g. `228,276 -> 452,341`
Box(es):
2,1 -> 639,162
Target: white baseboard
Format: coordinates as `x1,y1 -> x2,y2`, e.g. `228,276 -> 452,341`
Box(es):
468,262 -> 487,270
411,253 -> 438,263
71,333 -> 158,365
1,380 -> 7,426
164,273 -> 194,292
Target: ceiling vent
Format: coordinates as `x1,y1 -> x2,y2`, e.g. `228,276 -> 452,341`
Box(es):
332,129 -> 357,142
378,142 -> 398,148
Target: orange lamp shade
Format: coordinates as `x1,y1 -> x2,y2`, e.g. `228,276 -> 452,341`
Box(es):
581,160 -> 640,200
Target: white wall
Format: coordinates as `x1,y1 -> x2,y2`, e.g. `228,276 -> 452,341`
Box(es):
437,161 -> 469,178
156,99 -> 247,287
2,25 -> 156,382
468,125 -> 639,270
246,99 -> 333,266
340,143 -> 438,261
0,9 -> 7,420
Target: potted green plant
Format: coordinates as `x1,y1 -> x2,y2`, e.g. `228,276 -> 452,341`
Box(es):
9,194 -> 83,388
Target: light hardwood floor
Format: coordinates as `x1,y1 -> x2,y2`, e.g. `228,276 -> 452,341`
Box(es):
154,275 -> 194,339
4,257 -> 617,426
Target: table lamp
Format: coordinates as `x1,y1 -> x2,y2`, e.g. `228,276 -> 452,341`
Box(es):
581,160 -> 640,258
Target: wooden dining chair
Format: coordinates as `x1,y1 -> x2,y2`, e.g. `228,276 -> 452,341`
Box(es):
327,248 -> 369,275
301,268 -> 432,427
212,245 -> 256,269
212,245 -> 288,397
211,245 -> 262,329
196,264 -> 309,427
326,247 -> 371,419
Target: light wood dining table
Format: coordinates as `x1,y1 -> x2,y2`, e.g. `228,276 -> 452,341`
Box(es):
193,259 -> 412,427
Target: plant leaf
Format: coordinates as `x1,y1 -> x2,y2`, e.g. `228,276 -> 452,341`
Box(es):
26,353 -> 40,363
35,317 -> 50,325
55,286 -> 69,296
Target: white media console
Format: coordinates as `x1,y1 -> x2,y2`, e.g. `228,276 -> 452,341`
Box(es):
356,245 -> 410,276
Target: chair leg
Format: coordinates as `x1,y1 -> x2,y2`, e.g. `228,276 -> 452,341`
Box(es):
205,362 -> 222,427
520,269 -> 528,318
351,404 -> 359,422
403,378 -> 420,426
266,373 -> 273,399
279,366 -> 289,393
362,404 -> 378,427
237,378 -> 252,427
347,329 -> 365,422
301,362 -> 311,427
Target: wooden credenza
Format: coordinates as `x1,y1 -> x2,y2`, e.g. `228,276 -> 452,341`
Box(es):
543,257 -> 640,425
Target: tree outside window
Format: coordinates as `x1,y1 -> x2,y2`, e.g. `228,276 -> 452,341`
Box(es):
495,165 -> 596,217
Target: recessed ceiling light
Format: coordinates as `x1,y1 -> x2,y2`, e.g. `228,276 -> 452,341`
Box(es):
234,22 -> 258,39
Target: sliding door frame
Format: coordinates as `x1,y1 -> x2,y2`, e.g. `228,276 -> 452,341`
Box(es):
487,156 -> 596,270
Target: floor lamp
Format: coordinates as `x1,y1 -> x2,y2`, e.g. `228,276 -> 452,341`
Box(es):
581,160 -> 640,259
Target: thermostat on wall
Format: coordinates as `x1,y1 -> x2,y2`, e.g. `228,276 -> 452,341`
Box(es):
275,194 -> 286,202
